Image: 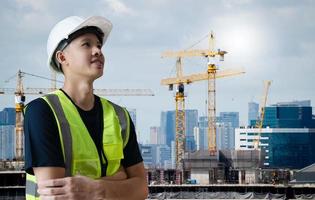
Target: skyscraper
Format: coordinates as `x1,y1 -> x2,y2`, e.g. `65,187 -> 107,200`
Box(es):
248,102 -> 259,126
198,116 -> 208,150
236,102 -> 315,169
127,108 -> 137,130
185,109 -> 198,152
160,109 -> 198,151
0,108 -> 15,125
0,125 -> 15,160
216,112 -> 239,149
150,126 -> 162,144
160,111 -> 175,148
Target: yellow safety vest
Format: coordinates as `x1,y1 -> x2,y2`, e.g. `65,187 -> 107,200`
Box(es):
25,90 -> 130,200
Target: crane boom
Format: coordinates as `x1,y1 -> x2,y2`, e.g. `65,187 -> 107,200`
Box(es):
0,88 -> 154,96
161,68 -> 245,85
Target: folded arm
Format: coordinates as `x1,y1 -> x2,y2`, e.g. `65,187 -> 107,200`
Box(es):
34,162 -> 148,200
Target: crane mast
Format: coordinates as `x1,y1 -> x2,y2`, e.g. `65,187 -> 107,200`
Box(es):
254,80 -> 272,149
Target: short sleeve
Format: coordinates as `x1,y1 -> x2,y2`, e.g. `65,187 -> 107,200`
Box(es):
24,98 -> 65,175
121,114 -> 143,168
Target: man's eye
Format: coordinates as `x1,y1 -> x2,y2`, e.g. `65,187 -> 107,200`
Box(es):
82,42 -> 90,47
97,44 -> 102,49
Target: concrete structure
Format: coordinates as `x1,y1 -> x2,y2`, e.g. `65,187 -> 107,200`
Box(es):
291,163 -> 315,184
184,150 -> 224,184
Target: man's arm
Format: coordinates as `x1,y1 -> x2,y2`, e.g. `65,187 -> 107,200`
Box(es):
99,162 -> 148,199
36,162 -> 148,200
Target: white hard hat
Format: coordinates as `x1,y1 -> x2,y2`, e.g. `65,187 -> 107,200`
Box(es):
47,16 -> 113,73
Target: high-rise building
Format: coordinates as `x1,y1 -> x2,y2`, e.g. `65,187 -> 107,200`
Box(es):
236,102 -> 315,169
193,127 -> 201,151
150,126 -> 163,144
139,144 -> 157,168
216,122 -> 234,150
198,116 -> 208,150
274,100 -> 311,107
160,110 -> 198,152
185,109 -> 198,152
160,111 -> 175,148
127,108 -> 137,130
156,144 -> 171,169
0,125 -> 15,160
250,106 -> 315,128
216,112 -> 239,149
0,108 -> 15,125
248,102 -> 259,126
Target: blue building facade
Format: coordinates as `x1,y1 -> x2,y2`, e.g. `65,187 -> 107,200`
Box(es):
0,108 -> 15,125
160,110 -> 198,152
251,106 -> 315,128
261,130 -> 315,169
248,102 -> 259,125
0,125 -> 15,160
217,112 -> 239,149
160,111 -> 175,148
237,101 -> 315,169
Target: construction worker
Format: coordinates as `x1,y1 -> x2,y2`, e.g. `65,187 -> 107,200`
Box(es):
24,16 -> 148,199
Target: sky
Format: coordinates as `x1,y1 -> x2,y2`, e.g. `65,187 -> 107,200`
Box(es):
0,0 -> 314,143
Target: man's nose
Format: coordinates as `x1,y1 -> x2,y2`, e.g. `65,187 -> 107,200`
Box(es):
93,46 -> 102,56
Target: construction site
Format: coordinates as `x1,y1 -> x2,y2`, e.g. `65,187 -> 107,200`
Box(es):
1,33 -> 315,199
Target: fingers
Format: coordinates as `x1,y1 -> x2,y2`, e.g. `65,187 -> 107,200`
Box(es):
39,194 -> 68,200
38,187 -> 66,196
38,178 -> 67,188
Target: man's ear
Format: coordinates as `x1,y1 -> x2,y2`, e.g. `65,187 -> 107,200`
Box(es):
55,51 -> 67,66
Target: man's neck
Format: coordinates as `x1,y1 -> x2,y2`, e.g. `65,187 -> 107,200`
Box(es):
62,80 -> 95,111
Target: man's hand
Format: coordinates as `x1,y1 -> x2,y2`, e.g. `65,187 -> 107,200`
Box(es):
38,175 -> 104,200
36,167 -> 127,199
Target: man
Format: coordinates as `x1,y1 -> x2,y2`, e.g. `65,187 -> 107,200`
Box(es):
24,16 -> 148,199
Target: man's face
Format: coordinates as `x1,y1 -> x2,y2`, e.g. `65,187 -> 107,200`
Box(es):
61,33 -> 105,81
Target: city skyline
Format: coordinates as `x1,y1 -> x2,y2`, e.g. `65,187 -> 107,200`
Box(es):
0,0 -> 314,143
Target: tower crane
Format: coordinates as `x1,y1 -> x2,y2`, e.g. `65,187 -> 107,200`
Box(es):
0,70 -> 154,161
253,80 -> 272,149
161,32 -> 245,161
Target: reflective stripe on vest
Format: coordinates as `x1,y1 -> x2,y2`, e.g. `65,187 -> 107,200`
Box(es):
26,90 -> 130,199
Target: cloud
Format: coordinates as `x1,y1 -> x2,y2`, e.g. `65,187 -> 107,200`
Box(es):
103,0 -> 136,16
15,0 -> 49,11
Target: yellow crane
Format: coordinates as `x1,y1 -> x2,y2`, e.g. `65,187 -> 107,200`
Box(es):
253,80 -> 272,149
1,70 -> 154,161
161,32 -> 245,163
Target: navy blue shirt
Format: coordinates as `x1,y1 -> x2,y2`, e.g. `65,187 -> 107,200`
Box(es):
24,89 -> 143,176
